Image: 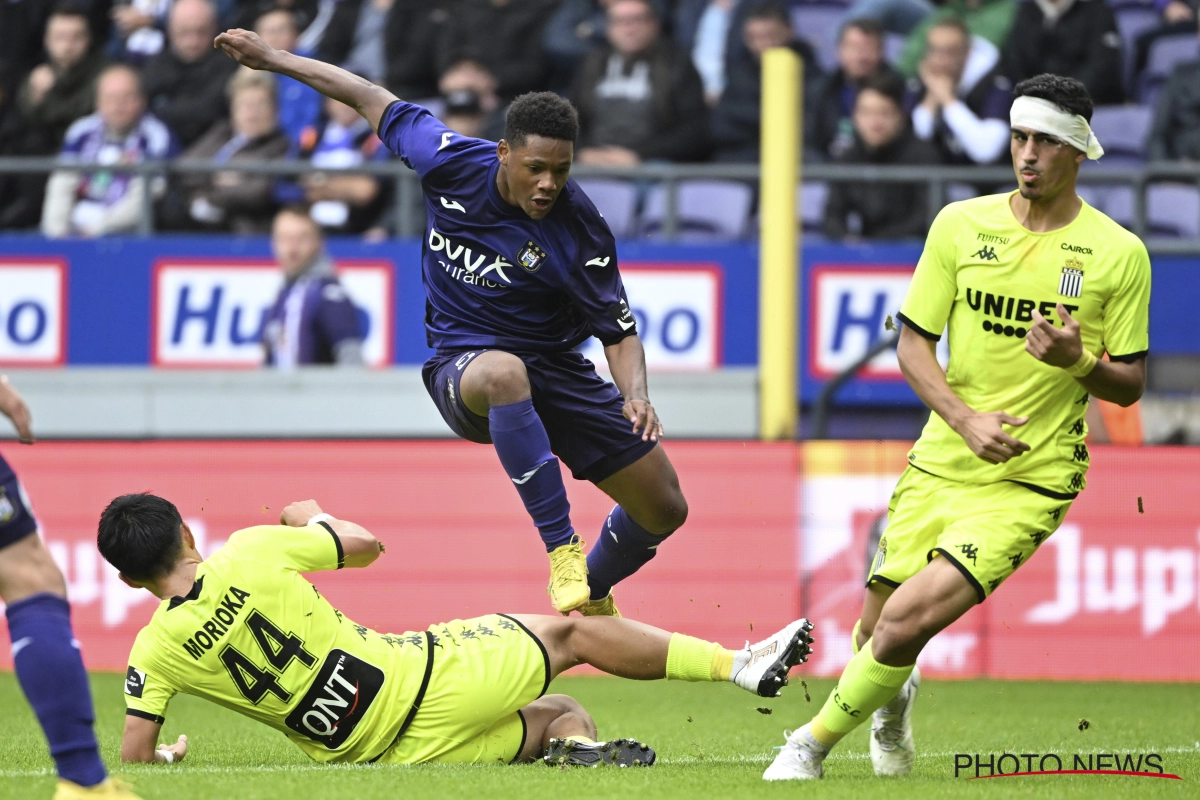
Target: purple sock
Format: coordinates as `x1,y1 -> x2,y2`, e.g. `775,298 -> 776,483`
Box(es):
7,593 -> 106,788
489,399 -> 575,551
586,505 -> 669,600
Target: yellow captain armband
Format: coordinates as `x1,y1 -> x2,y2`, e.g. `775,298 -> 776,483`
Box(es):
1064,350 -> 1099,378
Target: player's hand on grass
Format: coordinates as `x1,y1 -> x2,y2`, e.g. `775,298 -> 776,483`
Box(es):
1026,303 -> 1084,369
0,375 -> 34,444
156,734 -> 188,764
624,398 -> 663,442
281,499 -> 324,527
214,29 -> 280,71
954,410 -> 1030,464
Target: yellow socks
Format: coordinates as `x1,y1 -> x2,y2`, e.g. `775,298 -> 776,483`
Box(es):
811,639 -> 913,747
665,633 -> 734,682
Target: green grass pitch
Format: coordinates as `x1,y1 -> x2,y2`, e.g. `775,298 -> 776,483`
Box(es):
1,672 -> 1198,799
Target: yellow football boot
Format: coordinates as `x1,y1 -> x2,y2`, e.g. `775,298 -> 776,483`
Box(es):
547,536 -> 590,614
579,593 -> 621,617
53,778 -> 142,800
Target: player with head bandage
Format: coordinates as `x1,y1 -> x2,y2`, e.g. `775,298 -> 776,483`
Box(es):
765,74 -> 1150,781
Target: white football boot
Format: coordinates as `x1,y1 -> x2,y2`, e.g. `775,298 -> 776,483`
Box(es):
762,724 -> 829,780
730,619 -> 815,697
869,665 -> 921,776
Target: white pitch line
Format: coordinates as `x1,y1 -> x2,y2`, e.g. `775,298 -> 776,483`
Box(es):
0,745 -> 1196,778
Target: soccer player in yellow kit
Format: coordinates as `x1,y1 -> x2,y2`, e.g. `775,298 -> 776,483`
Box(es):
765,74 -> 1150,780
98,494 -> 814,769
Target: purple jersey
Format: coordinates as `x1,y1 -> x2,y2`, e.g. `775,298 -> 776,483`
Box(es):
377,101 -> 636,353
262,270 -> 363,367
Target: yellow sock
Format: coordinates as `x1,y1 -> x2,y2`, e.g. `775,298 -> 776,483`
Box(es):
665,633 -> 733,682
811,639 -> 913,747
850,620 -> 862,655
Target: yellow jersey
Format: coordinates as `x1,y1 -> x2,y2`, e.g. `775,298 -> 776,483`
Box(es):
897,192 -> 1150,496
123,524 -> 431,763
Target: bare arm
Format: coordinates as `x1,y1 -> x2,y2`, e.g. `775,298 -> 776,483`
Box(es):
279,500 -> 383,568
1025,303 -> 1146,407
603,335 -> 663,442
897,325 -> 1031,464
213,30 -> 397,133
121,715 -> 187,764
0,375 -> 34,443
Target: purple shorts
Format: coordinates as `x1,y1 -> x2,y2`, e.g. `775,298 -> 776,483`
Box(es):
422,349 -> 658,483
0,456 -> 38,550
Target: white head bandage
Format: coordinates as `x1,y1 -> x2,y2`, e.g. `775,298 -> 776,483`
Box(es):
1010,96 -> 1104,160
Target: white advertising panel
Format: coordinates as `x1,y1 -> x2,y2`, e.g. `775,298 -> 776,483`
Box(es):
0,260 -> 65,365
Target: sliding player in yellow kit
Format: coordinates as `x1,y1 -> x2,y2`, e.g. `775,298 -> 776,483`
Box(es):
765,74 -> 1150,780
97,494 -> 814,769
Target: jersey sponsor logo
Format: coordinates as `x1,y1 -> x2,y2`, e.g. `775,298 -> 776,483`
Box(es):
971,245 -> 999,262
284,649 -> 385,749
1060,243 -> 1093,255
439,196 -> 466,214
966,288 -> 1079,339
976,233 -> 1010,245
586,256 -> 611,268
438,132 -> 454,151
1058,263 -> 1084,298
181,586 -> 251,660
125,666 -> 146,697
516,240 -> 547,273
428,228 -> 513,286
610,298 -> 636,332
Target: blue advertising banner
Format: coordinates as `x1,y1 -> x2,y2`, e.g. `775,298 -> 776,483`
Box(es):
0,236 -> 1191,407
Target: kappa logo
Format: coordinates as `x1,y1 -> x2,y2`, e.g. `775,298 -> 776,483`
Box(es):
971,245 -> 999,262
438,131 -> 454,151
958,543 -> 979,565
440,196 -> 466,213
586,256 -> 611,268
428,228 -> 513,286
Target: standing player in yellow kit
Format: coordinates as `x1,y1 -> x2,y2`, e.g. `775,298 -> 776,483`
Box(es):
766,74 -> 1151,780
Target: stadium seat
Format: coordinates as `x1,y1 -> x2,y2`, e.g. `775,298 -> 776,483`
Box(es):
796,181 -> 828,233
1147,183 -> 1200,237
1137,34 -> 1200,102
1093,184 -> 1137,228
1089,105 -> 1154,165
640,180 -> 754,240
1113,4 -> 1161,85
791,4 -> 848,71
573,179 -> 639,238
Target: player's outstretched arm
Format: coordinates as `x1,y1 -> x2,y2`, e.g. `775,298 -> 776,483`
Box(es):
279,499 -> 384,568
213,30 -> 397,133
121,715 -> 187,764
897,325 -> 1030,465
0,375 -> 34,443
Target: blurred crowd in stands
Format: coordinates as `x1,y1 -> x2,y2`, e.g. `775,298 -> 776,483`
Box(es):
0,0 -> 1198,240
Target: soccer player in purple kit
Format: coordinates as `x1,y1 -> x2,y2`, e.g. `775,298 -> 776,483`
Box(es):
0,376 -> 141,800
214,29 -> 688,616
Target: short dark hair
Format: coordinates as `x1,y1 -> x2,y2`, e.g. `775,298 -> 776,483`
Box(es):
97,493 -> 185,581
928,16 -> 970,45
745,0 -> 791,27
841,17 -> 884,42
1013,74 -> 1094,122
503,92 -> 579,149
859,71 -> 906,108
50,2 -> 91,23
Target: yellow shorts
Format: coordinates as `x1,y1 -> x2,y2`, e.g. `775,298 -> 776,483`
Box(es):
378,614 -> 550,765
869,467 -> 1075,602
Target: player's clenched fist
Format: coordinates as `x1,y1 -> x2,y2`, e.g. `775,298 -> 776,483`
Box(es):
280,499 -> 325,527
214,29 -> 279,71
952,410 -> 1030,465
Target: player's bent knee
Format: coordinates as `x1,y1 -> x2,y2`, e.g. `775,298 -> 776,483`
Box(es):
0,534 -> 67,603
463,353 -> 531,407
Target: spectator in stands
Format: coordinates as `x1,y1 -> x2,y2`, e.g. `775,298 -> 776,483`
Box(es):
141,0 -> 237,147
436,60 -> 505,140
316,0 -> 392,85
109,0 -> 172,62
839,0 -> 934,36
165,69 -> 289,232
1147,30 -> 1200,161
0,5 -> 107,227
574,0 -> 709,165
384,0 -> 446,100
1002,0 -> 1125,104
1131,0 -> 1197,81
823,72 -> 940,240
897,0 -> 1016,77
41,64 -> 176,237
674,0 -> 742,106
543,0 -> 669,90
286,95 -> 387,234
263,206 -> 365,368
255,8 -> 320,146
808,18 -> 898,161
230,0 -> 319,37
711,1 -> 820,162
435,0 -> 558,102
911,18 -> 1011,165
